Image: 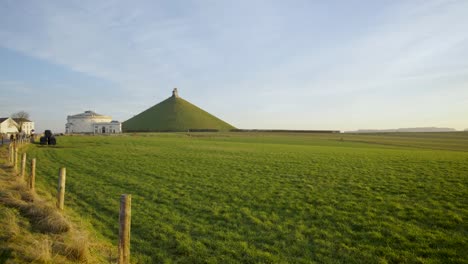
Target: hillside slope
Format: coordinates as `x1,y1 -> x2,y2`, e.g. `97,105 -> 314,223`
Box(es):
122,94 -> 235,132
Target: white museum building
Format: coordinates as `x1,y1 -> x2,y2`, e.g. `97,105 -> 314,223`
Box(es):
65,111 -> 122,134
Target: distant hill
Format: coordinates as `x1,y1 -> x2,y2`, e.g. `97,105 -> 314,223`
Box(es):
345,127 -> 457,133
122,89 -> 235,132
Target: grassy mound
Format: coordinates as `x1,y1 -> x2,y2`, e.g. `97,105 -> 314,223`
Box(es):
122,95 -> 235,132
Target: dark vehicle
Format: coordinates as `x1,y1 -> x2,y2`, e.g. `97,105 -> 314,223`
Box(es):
39,136 -> 48,145
45,130 -> 52,138
40,130 -> 57,145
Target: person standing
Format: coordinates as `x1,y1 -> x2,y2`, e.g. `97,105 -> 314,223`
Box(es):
30,129 -> 35,143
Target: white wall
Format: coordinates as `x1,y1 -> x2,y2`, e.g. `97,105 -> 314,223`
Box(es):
94,123 -> 122,134
66,117 -> 112,133
0,118 -> 19,134
21,121 -> 35,134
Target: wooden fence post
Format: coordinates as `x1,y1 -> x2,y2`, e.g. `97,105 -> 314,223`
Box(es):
118,194 -> 132,264
21,153 -> 27,180
30,158 -> 36,192
9,144 -> 14,164
8,144 -> 12,163
14,148 -> 18,173
57,168 -> 66,210
11,145 -> 15,164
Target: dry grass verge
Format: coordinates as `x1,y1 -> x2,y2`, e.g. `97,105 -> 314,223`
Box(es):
0,146 -> 116,263
0,185 -> 71,234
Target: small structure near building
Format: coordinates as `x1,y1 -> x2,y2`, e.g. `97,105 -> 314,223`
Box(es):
93,120 -> 121,134
65,110 -> 122,134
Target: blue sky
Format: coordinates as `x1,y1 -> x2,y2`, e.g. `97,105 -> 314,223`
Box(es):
1,0 -> 467,132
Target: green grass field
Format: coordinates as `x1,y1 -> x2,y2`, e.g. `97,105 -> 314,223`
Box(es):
25,132 -> 468,263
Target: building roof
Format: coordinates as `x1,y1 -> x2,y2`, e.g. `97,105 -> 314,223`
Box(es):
68,110 -> 111,119
12,118 -> 32,123
94,121 -> 121,125
0,117 -> 18,126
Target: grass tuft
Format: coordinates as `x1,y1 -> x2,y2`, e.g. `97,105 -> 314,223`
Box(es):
52,230 -> 89,261
22,204 -> 71,234
0,206 -> 20,242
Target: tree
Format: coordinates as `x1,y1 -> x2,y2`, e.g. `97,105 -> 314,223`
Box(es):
11,111 -> 30,133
